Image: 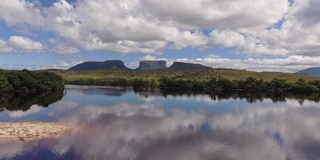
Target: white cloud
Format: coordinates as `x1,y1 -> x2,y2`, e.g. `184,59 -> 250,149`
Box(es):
7,36 -> 45,52
0,0 -> 319,60
142,0 -> 289,31
1,0 -> 289,55
0,39 -> 12,54
208,30 -> 246,48
0,0 -> 44,26
141,55 -> 157,61
238,0 -> 320,57
51,44 -> 79,54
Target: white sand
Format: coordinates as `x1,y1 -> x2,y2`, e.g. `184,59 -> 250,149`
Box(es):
0,122 -> 71,141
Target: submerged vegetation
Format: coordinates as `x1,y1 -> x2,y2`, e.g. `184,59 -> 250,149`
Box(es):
0,69 -> 64,93
50,69 -> 320,93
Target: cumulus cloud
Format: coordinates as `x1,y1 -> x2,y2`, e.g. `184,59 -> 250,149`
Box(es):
0,0 -> 319,60
0,0 -> 289,54
0,39 -> 12,54
7,36 -> 45,52
141,0 -> 289,31
141,55 -> 157,61
238,0 -> 320,57
51,44 -> 79,54
0,0 -> 44,26
208,30 -> 246,48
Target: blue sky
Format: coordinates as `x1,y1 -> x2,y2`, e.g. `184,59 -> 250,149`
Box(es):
0,0 -> 319,72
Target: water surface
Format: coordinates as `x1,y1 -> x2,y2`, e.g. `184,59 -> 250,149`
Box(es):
1,85 -> 320,160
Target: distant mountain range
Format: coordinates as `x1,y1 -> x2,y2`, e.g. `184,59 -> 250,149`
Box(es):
69,60 -> 131,71
68,60 -> 212,72
136,60 -> 167,70
296,67 -> 320,77
169,62 -> 212,72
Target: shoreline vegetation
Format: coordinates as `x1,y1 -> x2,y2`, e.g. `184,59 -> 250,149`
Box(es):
51,69 -> 320,93
0,69 -> 64,93
0,70 -> 66,142
1,68 -> 320,94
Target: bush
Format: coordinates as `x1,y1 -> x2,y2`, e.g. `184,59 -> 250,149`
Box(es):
0,70 -> 64,93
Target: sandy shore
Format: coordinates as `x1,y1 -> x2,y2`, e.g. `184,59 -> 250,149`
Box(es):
0,122 -> 71,142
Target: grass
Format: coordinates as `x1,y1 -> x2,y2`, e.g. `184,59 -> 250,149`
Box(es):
49,68 -> 320,84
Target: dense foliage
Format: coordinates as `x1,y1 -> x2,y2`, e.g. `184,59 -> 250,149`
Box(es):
0,69 -> 64,93
49,69 -> 320,93
63,73 -> 320,93
159,77 -> 320,93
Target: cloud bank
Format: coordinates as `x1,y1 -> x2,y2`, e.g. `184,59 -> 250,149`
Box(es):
0,0 -> 319,71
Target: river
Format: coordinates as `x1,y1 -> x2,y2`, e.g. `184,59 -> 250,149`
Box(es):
0,85 -> 320,160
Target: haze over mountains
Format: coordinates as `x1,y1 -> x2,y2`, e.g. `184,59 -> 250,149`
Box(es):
135,61 -> 167,70
68,60 -> 131,71
297,67 -> 320,77
169,62 -> 212,72
68,60 -> 320,76
68,60 -> 212,72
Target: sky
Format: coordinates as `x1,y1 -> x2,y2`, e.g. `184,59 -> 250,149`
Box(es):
0,0 -> 319,72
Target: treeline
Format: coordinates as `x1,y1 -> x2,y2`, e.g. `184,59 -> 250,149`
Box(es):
66,78 -> 157,88
66,76 -> 320,93
0,69 -> 64,93
159,77 -> 320,93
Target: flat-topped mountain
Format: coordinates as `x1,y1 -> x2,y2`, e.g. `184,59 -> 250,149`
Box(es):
297,67 -> 320,77
168,62 -> 212,72
135,60 -> 167,70
68,60 -> 131,71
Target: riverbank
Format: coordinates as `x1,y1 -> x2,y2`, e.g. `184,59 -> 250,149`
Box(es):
0,122 -> 71,142
50,69 -> 320,93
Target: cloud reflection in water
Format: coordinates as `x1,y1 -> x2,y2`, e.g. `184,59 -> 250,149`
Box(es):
1,87 -> 320,160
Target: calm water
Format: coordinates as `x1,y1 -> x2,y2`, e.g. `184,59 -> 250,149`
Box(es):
1,85 -> 320,160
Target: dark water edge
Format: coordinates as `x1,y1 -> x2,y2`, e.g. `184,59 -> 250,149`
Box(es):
0,91 -> 64,112
2,85 -> 319,113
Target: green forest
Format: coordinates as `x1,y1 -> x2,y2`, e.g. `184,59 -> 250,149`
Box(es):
0,69 -> 64,93
49,69 -> 320,93
158,77 -> 320,93
1,68 -> 320,94
67,76 -> 320,93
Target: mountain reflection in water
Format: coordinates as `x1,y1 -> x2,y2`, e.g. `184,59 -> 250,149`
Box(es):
0,85 -> 320,160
